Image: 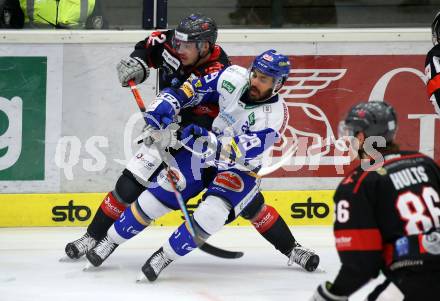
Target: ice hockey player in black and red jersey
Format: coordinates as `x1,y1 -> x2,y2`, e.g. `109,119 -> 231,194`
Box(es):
425,10 -> 440,115
64,13 -> 319,272
311,101 -> 440,300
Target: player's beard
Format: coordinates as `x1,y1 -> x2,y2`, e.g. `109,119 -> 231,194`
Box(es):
248,86 -> 271,102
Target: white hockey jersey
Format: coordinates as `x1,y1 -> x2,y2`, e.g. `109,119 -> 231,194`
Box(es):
154,65 -> 289,169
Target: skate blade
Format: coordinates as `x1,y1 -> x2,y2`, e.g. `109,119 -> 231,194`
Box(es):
136,272 -> 147,283
59,255 -> 86,262
59,256 -> 74,262
314,267 -> 326,273
82,262 -> 94,271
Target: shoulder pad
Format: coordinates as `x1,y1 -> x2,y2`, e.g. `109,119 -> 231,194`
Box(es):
217,65 -> 248,95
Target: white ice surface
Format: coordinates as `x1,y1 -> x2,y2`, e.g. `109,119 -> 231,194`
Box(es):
0,227 -> 384,301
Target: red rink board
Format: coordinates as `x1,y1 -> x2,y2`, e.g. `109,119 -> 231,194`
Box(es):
231,55 -> 439,178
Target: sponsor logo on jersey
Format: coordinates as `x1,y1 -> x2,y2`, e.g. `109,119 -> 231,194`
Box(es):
213,171 -> 244,192
335,236 -> 352,248
157,167 -> 186,192
222,80 -> 236,94
248,112 -> 255,126
180,81 -> 194,98
52,200 -> 91,222
195,79 -> 202,88
395,237 -> 410,257
162,49 -> 181,70
135,153 -> 157,169
263,105 -> 272,113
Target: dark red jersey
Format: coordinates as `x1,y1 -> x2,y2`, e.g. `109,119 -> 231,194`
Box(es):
331,150 -> 440,296
129,30 -> 230,129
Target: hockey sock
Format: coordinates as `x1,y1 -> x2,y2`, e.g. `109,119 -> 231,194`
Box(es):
87,192 -> 126,240
107,201 -> 152,244
251,205 -> 296,256
166,222 -> 198,257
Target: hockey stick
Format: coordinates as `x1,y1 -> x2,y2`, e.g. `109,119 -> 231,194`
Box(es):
127,80 -> 243,259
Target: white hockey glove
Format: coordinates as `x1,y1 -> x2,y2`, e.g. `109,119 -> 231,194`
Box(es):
136,124 -> 179,149
310,282 -> 348,301
116,56 -> 150,87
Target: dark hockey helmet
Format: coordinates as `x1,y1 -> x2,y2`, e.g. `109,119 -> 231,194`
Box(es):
250,49 -> 291,96
174,13 -> 218,46
432,10 -> 440,45
339,101 -> 397,143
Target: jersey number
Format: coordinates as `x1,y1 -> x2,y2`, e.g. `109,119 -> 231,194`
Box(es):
396,187 -> 440,235
336,200 -> 350,223
203,72 -> 219,83
238,134 -> 261,151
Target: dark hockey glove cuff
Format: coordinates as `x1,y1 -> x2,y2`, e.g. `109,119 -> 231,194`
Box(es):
311,282 -> 348,301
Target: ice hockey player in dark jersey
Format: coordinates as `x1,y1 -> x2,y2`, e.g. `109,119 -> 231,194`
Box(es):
312,101 -> 440,300
64,13 -> 318,273
425,10 -> 440,115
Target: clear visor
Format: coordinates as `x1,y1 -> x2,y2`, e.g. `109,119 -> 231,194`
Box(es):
336,120 -> 360,153
337,120 -> 355,139
172,36 -> 197,51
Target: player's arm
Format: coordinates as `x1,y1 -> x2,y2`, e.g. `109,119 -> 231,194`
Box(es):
116,30 -> 172,87
130,30 -> 172,68
425,48 -> 440,115
312,181 -> 383,300
144,71 -> 222,128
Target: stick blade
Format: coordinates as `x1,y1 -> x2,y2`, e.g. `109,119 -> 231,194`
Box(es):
199,242 -> 244,259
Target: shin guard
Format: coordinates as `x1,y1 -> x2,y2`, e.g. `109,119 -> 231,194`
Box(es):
108,201 -> 152,244
87,192 -> 127,240
251,205 -> 296,256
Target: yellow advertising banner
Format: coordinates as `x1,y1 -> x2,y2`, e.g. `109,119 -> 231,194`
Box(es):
0,191 -> 335,227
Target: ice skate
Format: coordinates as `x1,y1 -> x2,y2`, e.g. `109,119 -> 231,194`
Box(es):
288,244 -> 320,272
85,235 -> 118,267
141,247 -> 173,282
64,233 -> 97,260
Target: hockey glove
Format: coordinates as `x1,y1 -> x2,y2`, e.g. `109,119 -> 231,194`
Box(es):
310,282 -> 348,301
117,57 -> 150,87
145,98 -> 177,129
180,124 -> 220,163
135,123 -> 179,149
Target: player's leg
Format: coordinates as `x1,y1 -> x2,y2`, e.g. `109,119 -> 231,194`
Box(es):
86,189 -> 172,267
64,144 -> 162,259
64,170 -> 145,259
141,169 -> 258,281
86,149 -> 206,267
141,194 -> 232,281
241,192 -> 320,272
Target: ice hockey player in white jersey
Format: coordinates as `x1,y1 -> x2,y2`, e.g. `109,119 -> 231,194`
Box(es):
86,49 -> 319,280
